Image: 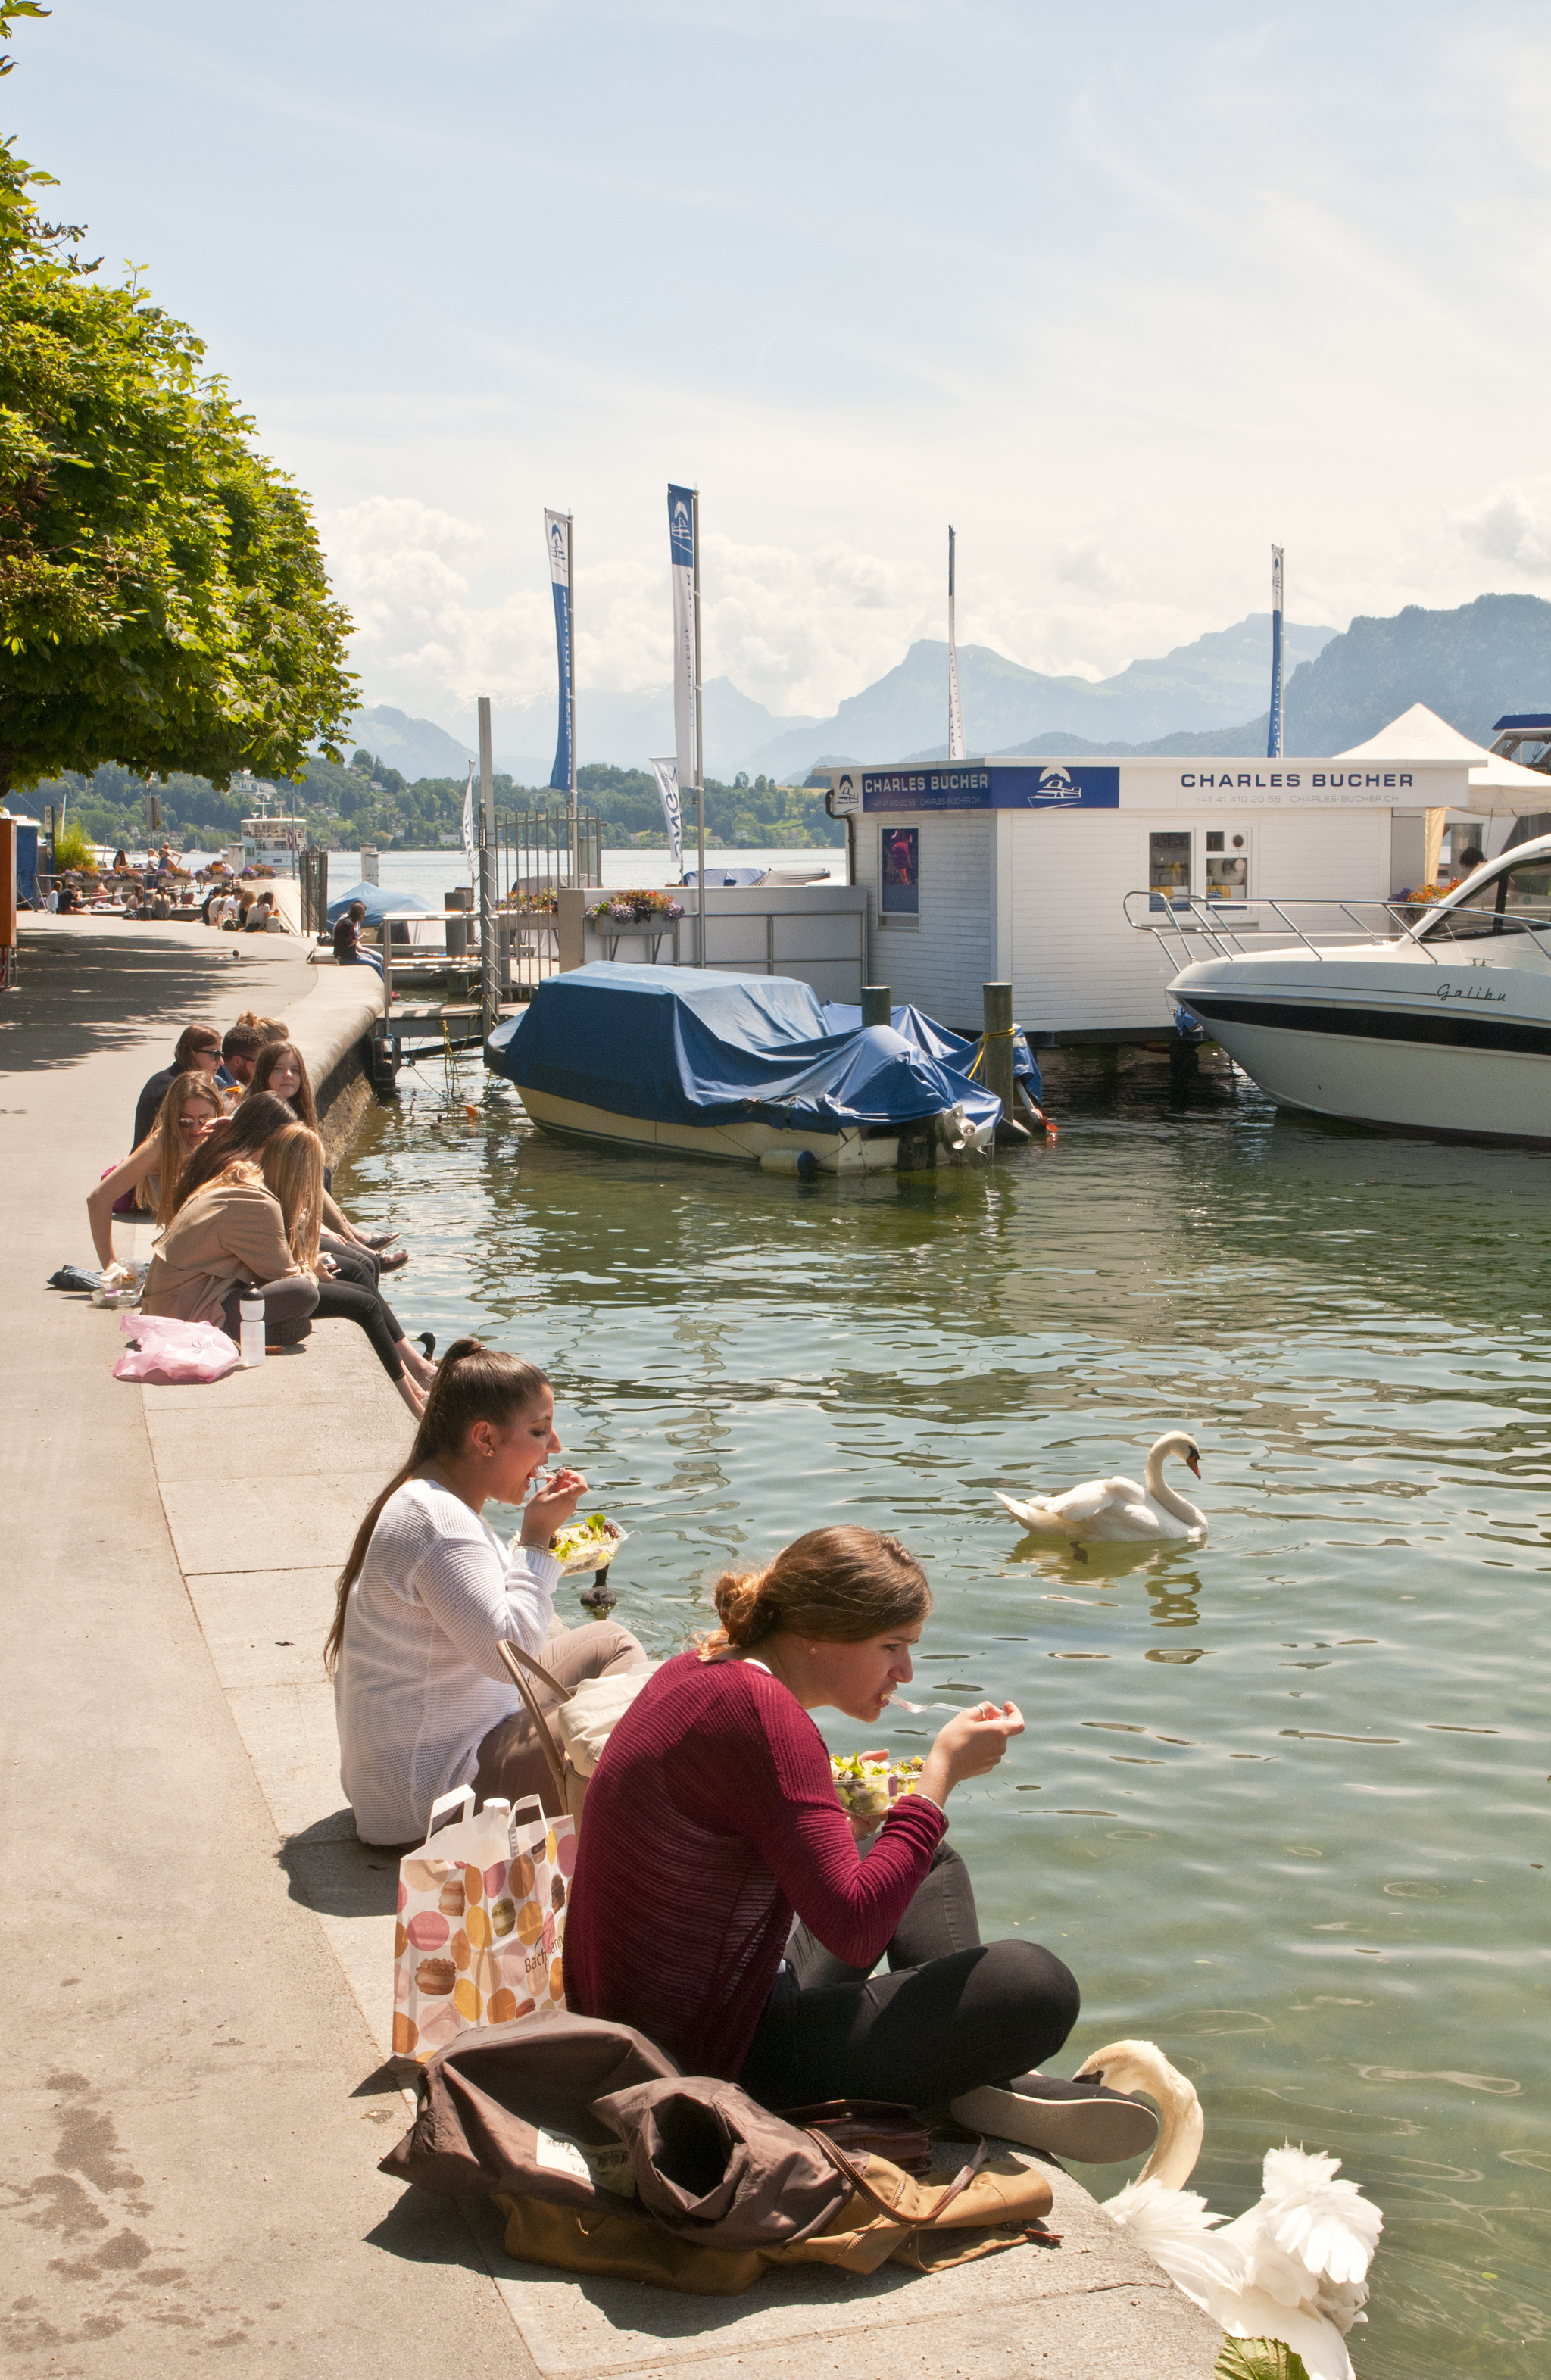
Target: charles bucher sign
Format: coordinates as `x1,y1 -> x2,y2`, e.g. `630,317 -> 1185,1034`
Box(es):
824,760 -> 1475,815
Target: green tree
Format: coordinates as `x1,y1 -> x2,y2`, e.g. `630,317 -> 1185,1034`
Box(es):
0,3 -> 355,800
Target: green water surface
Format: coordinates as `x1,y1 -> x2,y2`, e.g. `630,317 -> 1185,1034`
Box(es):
335,1046 -> 1551,2375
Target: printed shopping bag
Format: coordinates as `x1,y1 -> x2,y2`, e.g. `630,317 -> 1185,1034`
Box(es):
393,1787 -> 577,2060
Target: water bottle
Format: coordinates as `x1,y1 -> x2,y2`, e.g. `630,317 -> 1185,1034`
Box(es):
239,1296 -> 266,1367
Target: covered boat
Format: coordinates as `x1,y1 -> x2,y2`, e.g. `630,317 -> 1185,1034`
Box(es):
486,965 -> 1002,1172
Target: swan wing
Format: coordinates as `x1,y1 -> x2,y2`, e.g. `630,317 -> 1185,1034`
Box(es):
995,1489 -> 1086,1539
1228,2146 -> 1381,2314
1103,2179 -> 1245,2310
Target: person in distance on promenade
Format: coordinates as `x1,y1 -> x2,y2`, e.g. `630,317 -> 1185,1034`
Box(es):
88,1072 -> 226,1269
563,1528 -> 1156,2160
326,1343 -> 645,1845
332,899 -> 383,978
132,1022 -> 223,1147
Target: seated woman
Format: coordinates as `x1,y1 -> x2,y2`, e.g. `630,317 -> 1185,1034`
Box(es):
326,1342 -> 645,1846
141,1118 -> 320,1347
88,1072 -> 226,1269
245,1043 -> 406,1272
164,1114 -> 436,1411
564,1529 -> 1144,2152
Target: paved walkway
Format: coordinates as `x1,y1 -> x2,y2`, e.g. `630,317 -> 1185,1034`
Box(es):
2,915 -> 1223,2380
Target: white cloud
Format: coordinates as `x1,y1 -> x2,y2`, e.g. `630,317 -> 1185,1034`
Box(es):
1456,480 -> 1551,577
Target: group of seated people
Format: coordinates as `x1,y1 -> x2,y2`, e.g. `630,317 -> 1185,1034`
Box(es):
95,1015 -> 434,1413
201,883 -> 279,932
326,1345 -> 1147,2144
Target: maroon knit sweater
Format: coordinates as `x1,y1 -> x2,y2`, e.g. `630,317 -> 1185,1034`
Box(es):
563,1651 -> 947,2080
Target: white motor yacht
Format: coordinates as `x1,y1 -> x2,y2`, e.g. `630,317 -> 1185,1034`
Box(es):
1167,834 -> 1551,1145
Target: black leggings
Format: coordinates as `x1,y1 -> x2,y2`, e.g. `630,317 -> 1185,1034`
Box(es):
738,1841 -> 1078,2111
218,1272 -> 406,1378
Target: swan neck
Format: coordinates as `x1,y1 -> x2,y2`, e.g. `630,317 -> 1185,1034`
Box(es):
1144,1441 -> 1201,1526
1138,2084 -> 1205,2190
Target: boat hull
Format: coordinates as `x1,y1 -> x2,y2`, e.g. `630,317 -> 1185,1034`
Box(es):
1172,948 -> 1551,1146
514,1084 -> 978,1171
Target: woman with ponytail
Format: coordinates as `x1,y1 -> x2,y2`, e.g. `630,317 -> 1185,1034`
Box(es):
563,1527 -> 1119,2151
328,1343 -> 644,1847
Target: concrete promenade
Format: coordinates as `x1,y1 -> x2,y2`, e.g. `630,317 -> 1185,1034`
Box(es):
2,915 -> 1224,2378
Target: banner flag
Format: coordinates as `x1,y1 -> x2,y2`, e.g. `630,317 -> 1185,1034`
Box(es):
947,525 -> 966,760
545,509 -> 573,792
668,484 -> 697,792
1267,544 -> 1284,761
460,760 -> 476,883
650,757 -> 683,877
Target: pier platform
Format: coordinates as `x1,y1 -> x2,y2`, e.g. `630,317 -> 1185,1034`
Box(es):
1,915 -> 1223,2378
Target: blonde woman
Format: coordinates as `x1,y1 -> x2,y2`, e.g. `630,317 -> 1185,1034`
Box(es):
89,1074 -> 226,1270
253,1126 -> 433,1412
142,1120 -> 321,1346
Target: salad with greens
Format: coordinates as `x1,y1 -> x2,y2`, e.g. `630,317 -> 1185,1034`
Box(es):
548,1512 -> 627,1574
830,1751 -> 925,1819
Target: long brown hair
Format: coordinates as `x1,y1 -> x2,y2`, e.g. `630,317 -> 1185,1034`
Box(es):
257,1123 -> 323,1268
323,1340 -> 551,1673
698,1527 -> 930,1661
247,1040 -> 317,1129
169,1090 -> 297,1215
139,1072 -> 226,1223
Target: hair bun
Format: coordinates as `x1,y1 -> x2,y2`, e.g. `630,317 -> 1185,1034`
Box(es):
710,1567 -> 771,1649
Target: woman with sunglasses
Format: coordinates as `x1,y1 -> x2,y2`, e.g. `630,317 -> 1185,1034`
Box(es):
88,1072 -> 227,1271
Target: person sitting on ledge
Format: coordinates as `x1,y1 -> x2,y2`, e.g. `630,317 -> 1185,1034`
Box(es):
141,1116 -> 321,1349
563,1527 -> 1133,2148
218,1020 -> 266,1090
244,1040 -> 407,1273
332,899 -> 383,977
132,1023 -> 223,1147
326,1343 -> 645,1845
88,1072 -> 226,1268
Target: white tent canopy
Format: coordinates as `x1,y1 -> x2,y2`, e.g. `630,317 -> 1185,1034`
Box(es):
1339,703 -> 1551,813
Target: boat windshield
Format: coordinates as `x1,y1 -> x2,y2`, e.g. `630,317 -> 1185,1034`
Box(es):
1418,856 -> 1551,944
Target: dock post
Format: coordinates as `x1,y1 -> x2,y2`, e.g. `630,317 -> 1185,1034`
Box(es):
861,984 -> 891,1028
478,696 -> 498,1041
981,980 -> 1031,1146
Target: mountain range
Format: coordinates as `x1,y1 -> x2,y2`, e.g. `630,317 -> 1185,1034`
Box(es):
349,594 -> 1551,786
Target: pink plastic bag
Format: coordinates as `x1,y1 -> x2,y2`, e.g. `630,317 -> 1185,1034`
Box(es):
112,1313 -> 242,1385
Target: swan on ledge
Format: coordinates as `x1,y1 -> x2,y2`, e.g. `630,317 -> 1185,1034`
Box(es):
997,1430 -> 1208,1548
1075,2038 -> 1383,2380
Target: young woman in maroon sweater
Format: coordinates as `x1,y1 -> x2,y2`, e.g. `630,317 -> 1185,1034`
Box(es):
565,1527 -> 1145,2153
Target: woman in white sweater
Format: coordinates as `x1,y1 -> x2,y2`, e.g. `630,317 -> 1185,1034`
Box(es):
326,1340 -> 644,1845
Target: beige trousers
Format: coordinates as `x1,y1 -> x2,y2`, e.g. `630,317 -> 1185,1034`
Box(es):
472,1620 -> 645,1820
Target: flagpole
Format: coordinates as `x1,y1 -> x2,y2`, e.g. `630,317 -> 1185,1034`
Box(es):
693,485 -> 705,968
568,510 -> 579,881
1268,544 -> 1284,761
947,523 -> 966,760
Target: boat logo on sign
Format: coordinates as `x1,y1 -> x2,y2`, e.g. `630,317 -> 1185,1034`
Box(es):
550,522 -> 566,563
1032,768 -> 1081,804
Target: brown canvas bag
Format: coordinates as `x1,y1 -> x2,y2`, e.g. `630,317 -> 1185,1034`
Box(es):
593,2076 -> 852,2246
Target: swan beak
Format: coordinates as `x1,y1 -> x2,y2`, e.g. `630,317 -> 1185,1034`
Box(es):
1185,1450 -> 1201,1477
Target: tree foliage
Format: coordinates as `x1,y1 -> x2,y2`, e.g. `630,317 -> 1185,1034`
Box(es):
0,2 -> 356,798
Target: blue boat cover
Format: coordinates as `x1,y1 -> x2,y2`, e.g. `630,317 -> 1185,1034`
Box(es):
488,965 -> 1003,1137
325,878 -> 432,928
821,1000 -> 1041,1101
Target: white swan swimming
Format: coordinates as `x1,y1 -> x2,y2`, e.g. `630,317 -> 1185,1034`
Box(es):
1075,2038 -> 1383,2380
997,1430 -> 1208,1548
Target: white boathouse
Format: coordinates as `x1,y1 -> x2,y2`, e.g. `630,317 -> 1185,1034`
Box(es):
822,726 -> 1550,1044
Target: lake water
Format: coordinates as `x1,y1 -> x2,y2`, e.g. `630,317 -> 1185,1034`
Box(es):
367,846 -> 842,909
333,1038 -> 1551,2376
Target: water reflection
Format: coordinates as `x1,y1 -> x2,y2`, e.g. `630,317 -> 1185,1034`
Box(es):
336,1047 -> 1551,2379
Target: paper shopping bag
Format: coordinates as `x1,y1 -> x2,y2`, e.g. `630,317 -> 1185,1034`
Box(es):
393,1789 -> 576,2060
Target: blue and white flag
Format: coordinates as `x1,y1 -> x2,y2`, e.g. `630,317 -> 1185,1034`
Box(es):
545,509 -> 573,792
668,484 -> 697,792
650,756 -> 682,876
1267,544 -> 1284,761
460,759 -> 476,883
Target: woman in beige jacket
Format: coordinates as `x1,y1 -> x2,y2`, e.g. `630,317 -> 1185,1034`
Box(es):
143,1125 -> 321,1346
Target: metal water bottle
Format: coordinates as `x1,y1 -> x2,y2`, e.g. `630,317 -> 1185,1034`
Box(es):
239,1296 -> 266,1368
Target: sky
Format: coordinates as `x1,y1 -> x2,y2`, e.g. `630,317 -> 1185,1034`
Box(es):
11,0 -> 1551,739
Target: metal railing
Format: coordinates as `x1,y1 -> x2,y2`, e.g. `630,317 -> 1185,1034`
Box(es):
1123,891 -> 1445,965
492,806 -> 603,993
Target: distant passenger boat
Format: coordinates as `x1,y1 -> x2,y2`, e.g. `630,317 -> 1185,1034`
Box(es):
1169,834 -> 1551,1145
485,964 -> 1003,1174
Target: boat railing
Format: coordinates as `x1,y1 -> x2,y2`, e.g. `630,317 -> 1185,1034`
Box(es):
1122,892 -> 1442,965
